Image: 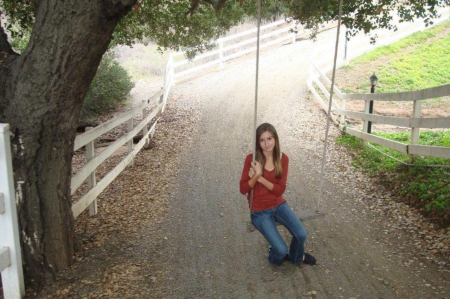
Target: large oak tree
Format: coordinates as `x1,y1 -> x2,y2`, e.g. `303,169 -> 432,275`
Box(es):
0,0 -> 447,287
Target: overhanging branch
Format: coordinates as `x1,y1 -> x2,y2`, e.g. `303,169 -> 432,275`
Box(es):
186,0 -> 232,16
0,25 -> 16,60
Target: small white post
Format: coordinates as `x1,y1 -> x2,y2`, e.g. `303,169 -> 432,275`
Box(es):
142,100 -> 149,148
85,127 -> 97,216
219,40 -> 224,69
127,119 -> 134,166
164,56 -> 169,91
167,54 -> 175,87
410,99 -> 422,158
0,193 -> 5,214
0,124 -> 25,299
340,97 -> 346,126
161,87 -> 167,113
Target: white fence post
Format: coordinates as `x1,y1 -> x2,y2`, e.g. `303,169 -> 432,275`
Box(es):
162,55 -> 174,113
0,124 -> 25,299
142,100 -> 149,148
166,54 -> 174,88
85,127 -> 97,216
340,97 -> 346,126
127,119 -> 134,166
410,99 -> 422,158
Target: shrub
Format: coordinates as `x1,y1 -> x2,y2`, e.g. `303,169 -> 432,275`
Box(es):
80,53 -> 135,121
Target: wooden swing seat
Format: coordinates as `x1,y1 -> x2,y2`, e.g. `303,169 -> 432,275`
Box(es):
246,208 -> 325,233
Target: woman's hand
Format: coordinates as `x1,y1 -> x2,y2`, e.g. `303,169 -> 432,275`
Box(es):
249,161 -> 263,178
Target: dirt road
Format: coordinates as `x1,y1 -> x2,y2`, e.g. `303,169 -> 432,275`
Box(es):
155,28 -> 449,298
23,21 -> 449,299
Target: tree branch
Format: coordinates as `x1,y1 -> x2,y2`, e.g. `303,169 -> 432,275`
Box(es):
104,0 -> 139,18
186,0 -> 231,16
203,0 -> 229,12
0,25 -> 17,59
0,24 -> 18,120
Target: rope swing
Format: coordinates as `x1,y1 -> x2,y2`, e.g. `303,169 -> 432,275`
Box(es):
247,0 -> 344,232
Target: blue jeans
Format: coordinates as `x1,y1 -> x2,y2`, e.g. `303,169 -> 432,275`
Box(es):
251,202 -> 307,265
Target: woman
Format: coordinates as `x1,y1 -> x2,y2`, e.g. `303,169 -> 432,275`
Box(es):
239,123 -> 316,266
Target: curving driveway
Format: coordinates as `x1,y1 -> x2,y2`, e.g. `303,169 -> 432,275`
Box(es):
156,25 -> 450,298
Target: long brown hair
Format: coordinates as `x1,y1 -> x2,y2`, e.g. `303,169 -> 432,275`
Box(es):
255,123 -> 282,178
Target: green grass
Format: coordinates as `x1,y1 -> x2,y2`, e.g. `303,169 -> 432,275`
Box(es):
336,22 -> 450,227
351,21 -> 450,94
336,131 -> 450,226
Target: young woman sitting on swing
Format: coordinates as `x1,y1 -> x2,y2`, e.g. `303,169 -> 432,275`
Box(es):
239,123 -> 316,266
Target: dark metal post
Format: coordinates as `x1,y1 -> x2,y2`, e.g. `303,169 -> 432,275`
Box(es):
368,85 -> 374,133
368,73 -> 377,134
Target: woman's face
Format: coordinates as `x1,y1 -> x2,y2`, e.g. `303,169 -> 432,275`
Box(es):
259,131 -> 275,154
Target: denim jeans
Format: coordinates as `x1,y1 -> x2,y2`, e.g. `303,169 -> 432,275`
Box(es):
251,202 -> 307,265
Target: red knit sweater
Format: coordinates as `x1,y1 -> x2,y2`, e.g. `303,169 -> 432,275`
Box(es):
239,153 -> 289,211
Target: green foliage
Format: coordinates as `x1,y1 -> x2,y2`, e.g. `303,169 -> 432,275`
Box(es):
396,165 -> 450,214
9,28 -> 30,53
349,21 -> 450,93
80,54 -> 135,120
0,0 -> 36,40
417,130 -> 450,147
1,0 -> 448,57
337,131 -> 450,225
113,0 -> 249,58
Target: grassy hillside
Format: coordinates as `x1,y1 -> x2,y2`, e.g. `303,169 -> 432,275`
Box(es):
334,21 -> 450,228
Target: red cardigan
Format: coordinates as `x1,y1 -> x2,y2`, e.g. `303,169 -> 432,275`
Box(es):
239,153 -> 289,211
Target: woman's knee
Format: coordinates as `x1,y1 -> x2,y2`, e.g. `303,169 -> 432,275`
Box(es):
294,231 -> 307,243
269,242 -> 288,257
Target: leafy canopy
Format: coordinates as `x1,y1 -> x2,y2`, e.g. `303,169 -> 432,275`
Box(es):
1,0 -> 449,55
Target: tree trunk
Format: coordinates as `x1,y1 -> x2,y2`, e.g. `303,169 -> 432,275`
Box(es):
0,0 -> 137,286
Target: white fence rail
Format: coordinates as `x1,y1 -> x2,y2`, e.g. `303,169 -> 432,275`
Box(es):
71,84 -> 172,218
308,61 -> 450,159
171,19 -> 297,80
0,124 -> 25,299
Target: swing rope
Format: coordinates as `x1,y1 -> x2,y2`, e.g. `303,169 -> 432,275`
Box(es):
249,0 -> 262,219
248,0 -> 343,225
317,0 -> 343,211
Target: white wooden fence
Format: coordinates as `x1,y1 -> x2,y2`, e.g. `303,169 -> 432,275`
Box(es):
71,71 -> 174,218
170,18 -> 298,80
0,124 -> 25,299
308,61 -> 450,159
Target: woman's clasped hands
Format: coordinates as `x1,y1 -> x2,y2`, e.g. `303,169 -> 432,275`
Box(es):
248,160 -> 263,178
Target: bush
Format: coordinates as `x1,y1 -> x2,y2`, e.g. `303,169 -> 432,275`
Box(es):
80,53 -> 135,121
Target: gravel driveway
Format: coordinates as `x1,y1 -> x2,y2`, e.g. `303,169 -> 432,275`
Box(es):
155,28 -> 449,298
23,22 -> 449,299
